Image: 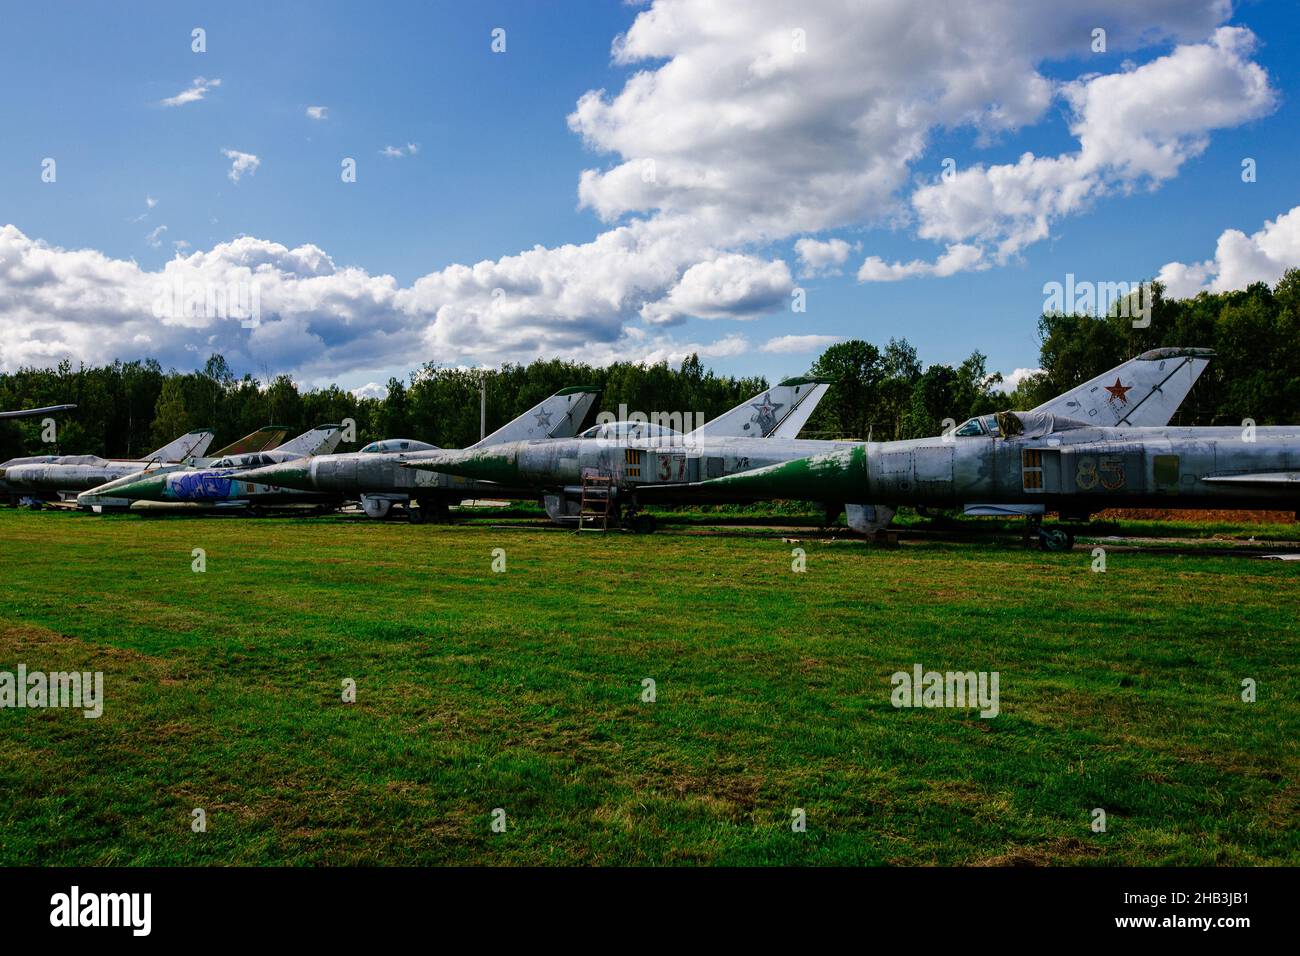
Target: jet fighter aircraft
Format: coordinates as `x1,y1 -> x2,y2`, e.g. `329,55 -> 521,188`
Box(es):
234,380 -> 827,524
405,351 -> 1210,533
227,386 -> 602,521
1,430 -> 215,506
667,405 -> 1300,550
75,424 -> 341,513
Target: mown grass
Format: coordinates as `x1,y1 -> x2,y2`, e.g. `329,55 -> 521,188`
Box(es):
0,508 -> 1296,865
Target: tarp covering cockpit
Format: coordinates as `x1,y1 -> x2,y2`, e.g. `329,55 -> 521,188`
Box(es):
994,411 -> 1087,438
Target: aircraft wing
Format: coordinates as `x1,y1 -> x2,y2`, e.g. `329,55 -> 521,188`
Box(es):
1201,472 -> 1300,486
0,404 -> 76,420
961,503 -> 1046,517
651,445 -> 868,501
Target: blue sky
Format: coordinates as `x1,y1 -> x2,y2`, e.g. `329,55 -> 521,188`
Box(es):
1,0 -> 1296,394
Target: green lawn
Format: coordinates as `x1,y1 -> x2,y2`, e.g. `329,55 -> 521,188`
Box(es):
0,508 -> 1296,865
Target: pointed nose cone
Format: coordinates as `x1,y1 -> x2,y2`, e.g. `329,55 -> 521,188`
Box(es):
403,448 -> 519,483
698,445 -> 869,501
231,461 -> 312,491
99,472 -> 170,502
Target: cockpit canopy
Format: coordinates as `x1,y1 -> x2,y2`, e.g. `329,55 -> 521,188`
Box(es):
211,452 -> 277,469
952,415 -> 1003,438
951,411 -> 1088,439
359,439 -> 437,454
577,421 -> 684,441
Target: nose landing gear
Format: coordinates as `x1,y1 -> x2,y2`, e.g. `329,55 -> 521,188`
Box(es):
618,503 -> 657,534
408,498 -> 451,524
1037,527 -> 1075,552
1025,515 -> 1076,552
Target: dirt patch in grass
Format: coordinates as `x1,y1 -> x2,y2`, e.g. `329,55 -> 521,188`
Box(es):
974,837 -> 1103,866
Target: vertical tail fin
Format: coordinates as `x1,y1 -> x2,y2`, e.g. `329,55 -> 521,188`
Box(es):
470,387 -> 600,449
211,426 -> 290,457
689,378 -> 833,439
143,430 -> 215,462
1034,348 -> 1213,426
273,424 -> 344,458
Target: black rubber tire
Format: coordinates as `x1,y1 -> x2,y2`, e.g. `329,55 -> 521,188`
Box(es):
408,503 -> 427,524
1038,528 -> 1071,552
634,513 -> 657,535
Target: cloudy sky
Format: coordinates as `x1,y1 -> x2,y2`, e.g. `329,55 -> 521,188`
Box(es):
1,0 -> 1296,397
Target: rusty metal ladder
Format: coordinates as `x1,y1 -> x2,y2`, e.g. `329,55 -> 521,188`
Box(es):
577,473 -> 615,531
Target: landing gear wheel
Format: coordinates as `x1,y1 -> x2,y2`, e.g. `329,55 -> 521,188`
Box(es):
1037,527 -> 1072,552
408,502 -> 427,524
633,513 -> 657,535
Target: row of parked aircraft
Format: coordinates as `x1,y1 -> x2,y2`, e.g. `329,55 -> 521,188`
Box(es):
3,347 -> 1297,548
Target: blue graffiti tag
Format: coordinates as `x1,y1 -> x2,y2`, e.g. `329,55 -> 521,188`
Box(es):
173,471 -> 234,501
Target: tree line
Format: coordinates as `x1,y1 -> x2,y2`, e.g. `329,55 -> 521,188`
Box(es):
2,270 -> 1297,461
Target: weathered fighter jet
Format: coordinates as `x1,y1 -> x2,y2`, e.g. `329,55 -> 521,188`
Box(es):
1,430 -> 215,506
75,424 -> 341,513
368,378 -> 830,528
233,381 -> 828,524
406,352 -> 1210,533
670,404 -> 1299,550
227,387 -> 600,521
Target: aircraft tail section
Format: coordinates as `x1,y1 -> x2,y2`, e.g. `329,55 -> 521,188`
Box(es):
143,430 -> 215,463
689,378 -> 833,440
212,426 -> 289,457
1034,347 -> 1213,426
470,387 -> 600,449
273,424 -> 344,458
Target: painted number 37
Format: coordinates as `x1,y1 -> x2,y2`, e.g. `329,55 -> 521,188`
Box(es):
658,455 -> 688,481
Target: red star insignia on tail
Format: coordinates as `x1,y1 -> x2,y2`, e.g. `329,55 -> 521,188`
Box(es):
1104,379 -> 1132,404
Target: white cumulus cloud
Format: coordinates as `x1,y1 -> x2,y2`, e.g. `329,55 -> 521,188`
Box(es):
640,254 -> 793,325
794,238 -> 854,277
997,366 -> 1044,393
1158,205 -> 1300,298
760,334 -> 841,354
897,27 -> 1275,273
858,243 -> 985,281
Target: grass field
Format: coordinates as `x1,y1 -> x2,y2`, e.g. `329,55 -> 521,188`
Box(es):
1,507 -> 1297,865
